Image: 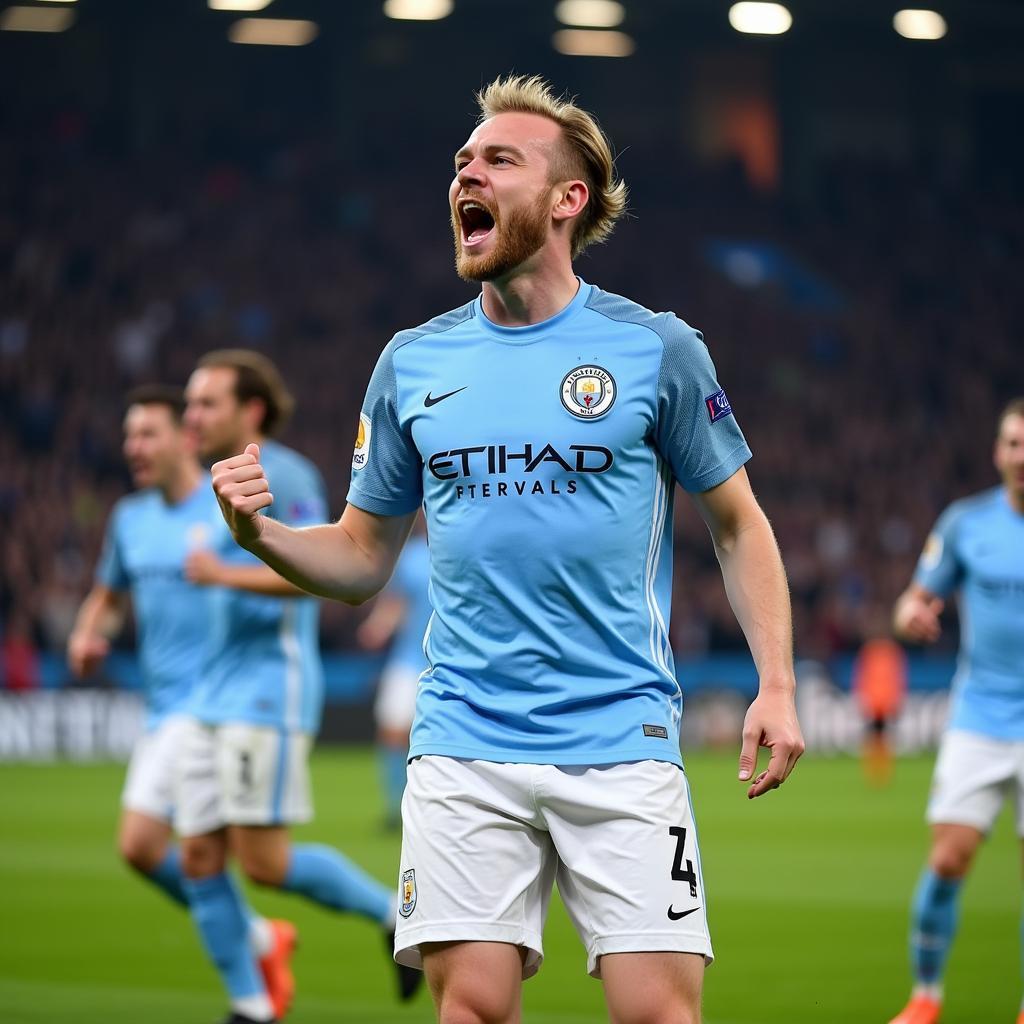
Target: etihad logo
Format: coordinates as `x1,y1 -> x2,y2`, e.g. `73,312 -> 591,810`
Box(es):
427,443 -> 613,480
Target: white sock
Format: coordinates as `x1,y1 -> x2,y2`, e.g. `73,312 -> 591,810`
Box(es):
248,917 -> 274,959
231,992 -> 274,1021
912,982 -> 943,1002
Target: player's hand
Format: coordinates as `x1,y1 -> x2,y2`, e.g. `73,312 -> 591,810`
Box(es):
185,549 -> 225,586
894,593 -> 944,645
738,686 -> 805,799
211,443 -> 273,548
67,631 -> 109,678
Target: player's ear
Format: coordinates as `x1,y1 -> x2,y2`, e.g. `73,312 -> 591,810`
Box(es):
551,179 -> 589,224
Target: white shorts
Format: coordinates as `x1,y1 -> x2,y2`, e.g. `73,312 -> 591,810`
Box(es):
173,718 -> 314,837
927,729 -> 1024,836
394,757 -> 713,979
373,664 -> 419,732
121,714 -> 194,822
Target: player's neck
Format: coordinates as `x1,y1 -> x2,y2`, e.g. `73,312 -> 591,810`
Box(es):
161,460 -> 203,505
480,262 -> 579,328
1006,485 -> 1024,515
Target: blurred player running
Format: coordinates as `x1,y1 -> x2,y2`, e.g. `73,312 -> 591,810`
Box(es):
208,77 -> 804,1024
889,398 -> 1024,1024
180,350 -> 420,1024
66,386 -> 294,1016
357,524 -> 431,828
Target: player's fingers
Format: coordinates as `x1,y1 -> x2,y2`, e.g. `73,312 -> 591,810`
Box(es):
225,479 -> 270,499
221,463 -> 265,484
212,451 -> 259,475
236,493 -> 273,515
737,724 -> 760,781
245,442 -> 260,461
926,597 -> 945,616
747,770 -> 775,799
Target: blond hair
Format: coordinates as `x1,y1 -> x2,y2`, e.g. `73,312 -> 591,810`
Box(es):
476,74 -> 627,258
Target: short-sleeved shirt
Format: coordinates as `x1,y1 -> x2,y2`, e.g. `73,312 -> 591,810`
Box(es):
190,440 -> 328,734
383,536 -> 433,674
347,279 -> 751,766
914,486 -> 1024,739
96,480 -> 217,729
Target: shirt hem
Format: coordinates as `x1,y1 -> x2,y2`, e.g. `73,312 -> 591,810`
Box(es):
407,741 -> 683,768
682,444 -> 752,493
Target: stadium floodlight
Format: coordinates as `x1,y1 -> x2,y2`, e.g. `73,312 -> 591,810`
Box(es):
0,5 -> 75,30
728,2 -> 792,35
552,28 -> 634,56
209,0 -> 274,11
893,9 -> 947,40
228,17 -> 318,45
554,0 -> 625,29
383,0 -> 454,20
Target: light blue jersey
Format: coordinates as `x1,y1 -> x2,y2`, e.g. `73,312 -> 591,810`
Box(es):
97,480 -> 216,729
914,486 -> 1024,739
191,440 -> 328,734
347,279 -> 751,766
384,536 -> 433,673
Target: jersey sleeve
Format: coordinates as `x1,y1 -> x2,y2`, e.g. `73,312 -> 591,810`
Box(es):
652,318 -> 752,493
346,341 -> 423,516
913,503 -> 964,597
95,504 -> 129,590
268,458 -> 328,528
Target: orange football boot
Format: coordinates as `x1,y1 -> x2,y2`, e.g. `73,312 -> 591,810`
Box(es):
888,995 -> 941,1024
258,919 -> 298,1019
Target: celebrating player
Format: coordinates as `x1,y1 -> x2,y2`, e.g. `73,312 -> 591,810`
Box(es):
179,351 -> 419,1024
210,77 -> 804,1024
357,523 -> 432,828
888,398 -> 1024,1024
66,386 -> 293,1016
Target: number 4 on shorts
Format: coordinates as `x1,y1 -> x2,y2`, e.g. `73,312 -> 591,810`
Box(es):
669,826 -> 698,899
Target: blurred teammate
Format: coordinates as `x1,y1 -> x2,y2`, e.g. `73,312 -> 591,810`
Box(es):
357,525 -> 431,828
889,398 -> 1024,1024
209,77 -> 804,1024
851,615 -> 907,786
65,386 -> 292,1014
180,350 -> 419,1024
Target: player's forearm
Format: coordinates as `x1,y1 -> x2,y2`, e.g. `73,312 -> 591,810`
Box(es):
212,563 -> 309,598
246,517 -> 390,605
71,588 -> 123,640
714,516 -> 795,692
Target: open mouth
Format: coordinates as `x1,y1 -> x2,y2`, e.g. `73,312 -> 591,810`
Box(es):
458,200 -> 495,247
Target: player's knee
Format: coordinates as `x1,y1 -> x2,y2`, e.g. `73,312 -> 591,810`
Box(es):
437,994 -> 517,1024
930,842 -> 975,879
118,834 -> 161,874
180,836 -> 226,879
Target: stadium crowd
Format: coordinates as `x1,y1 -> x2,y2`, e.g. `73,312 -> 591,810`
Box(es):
2,111 -> 1020,680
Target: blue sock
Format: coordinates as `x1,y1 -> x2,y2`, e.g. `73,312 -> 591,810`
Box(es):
144,847 -> 188,907
378,745 -> 408,819
283,843 -> 392,924
911,869 -> 962,986
184,873 -> 267,1003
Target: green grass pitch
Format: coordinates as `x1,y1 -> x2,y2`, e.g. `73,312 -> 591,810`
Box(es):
0,749 -> 1017,1023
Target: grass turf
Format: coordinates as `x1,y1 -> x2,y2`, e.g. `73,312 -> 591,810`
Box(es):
0,749 -> 1017,1023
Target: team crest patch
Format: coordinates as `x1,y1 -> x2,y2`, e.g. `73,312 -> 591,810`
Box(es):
560,365 -> 616,419
705,389 -> 733,423
352,413 -> 371,471
921,532 -> 943,571
399,868 -> 417,918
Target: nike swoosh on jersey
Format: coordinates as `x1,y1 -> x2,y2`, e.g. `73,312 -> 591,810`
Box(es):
667,905 -> 701,921
424,387 -> 467,408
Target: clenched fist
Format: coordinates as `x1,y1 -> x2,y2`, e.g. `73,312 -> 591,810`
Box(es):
68,631 -> 109,678
211,442 -> 273,548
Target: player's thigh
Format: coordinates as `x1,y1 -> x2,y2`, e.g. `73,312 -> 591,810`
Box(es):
214,723 -> 313,829
121,713 -> 192,825
601,951 -> 705,1024
421,940 -> 526,1024
374,665 -> 418,734
543,760 -> 713,978
927,729 -> 1016,836
395,757 -> 555,980
117,808 -> 173,871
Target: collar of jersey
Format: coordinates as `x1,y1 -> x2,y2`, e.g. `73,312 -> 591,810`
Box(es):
472,277 -> 591,343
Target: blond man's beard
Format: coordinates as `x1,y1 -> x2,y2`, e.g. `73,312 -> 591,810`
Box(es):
452,192 -> 550,283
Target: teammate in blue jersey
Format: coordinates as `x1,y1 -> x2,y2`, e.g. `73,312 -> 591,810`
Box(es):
179,350 -> 420,1024
889,398 -> 1024,1024
357,525 -> 432,826
209,77 -> 804,1024
66,386 -> 293,1017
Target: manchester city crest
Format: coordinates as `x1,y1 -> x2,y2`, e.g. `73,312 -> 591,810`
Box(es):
560,364 -> 617,419
399,868 -> 417,918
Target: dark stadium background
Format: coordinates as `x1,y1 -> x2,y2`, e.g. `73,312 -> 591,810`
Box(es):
1,3 -> 1023,1023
